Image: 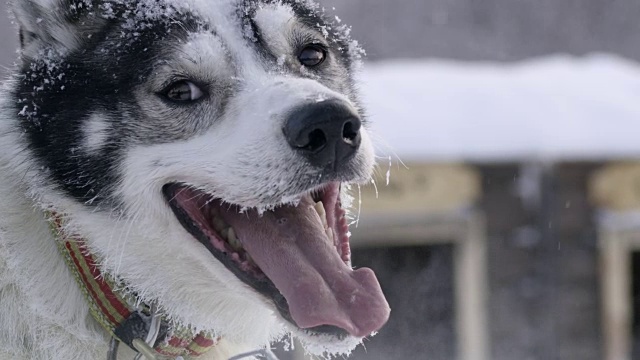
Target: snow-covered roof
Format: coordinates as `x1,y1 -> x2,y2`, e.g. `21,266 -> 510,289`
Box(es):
360,54 -> 640,162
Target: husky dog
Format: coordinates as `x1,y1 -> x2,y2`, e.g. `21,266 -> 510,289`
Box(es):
0,0 -> 389,359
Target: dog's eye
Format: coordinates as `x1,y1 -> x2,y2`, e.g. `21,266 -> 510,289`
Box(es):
164,81 -> 204,102
298,45 -> 327,67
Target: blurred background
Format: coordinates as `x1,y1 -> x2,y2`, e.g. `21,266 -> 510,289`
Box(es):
3,1 -> 640,359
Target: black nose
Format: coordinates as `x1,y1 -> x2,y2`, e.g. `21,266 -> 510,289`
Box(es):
283,99 -> 362,169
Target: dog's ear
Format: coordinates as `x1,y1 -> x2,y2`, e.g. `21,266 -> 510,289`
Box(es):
10,0 -> 100,52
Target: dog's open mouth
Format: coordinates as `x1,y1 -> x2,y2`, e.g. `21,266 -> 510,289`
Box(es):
162,182 -> 390,339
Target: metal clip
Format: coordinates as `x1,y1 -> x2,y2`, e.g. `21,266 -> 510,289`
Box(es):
106,304 -> 163,360
132,339 -> 159,360
134,303 -> 162,360
228,348 -> 279,360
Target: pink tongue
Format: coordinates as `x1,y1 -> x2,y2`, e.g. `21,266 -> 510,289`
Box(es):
219,197 -> 390,337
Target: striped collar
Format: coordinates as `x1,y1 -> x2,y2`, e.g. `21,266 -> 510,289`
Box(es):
48,211 -> 218,359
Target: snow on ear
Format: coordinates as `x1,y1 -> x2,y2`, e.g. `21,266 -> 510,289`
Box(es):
10,0 -> 97,51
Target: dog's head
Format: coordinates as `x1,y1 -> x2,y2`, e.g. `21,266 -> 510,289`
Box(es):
7,0 -> 389,355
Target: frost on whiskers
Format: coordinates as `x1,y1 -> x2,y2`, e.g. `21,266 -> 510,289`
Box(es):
276,328 -> 365,360
296,330 -> 366,359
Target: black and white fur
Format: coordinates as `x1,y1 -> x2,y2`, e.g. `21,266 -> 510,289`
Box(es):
0,0 -> 376,359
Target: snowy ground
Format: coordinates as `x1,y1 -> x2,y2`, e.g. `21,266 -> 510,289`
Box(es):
360,54 -> 640,162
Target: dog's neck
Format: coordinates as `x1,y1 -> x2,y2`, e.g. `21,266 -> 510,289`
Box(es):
49,211 -> 220,358
0,176 -> 242,360
0,176 -> 108,359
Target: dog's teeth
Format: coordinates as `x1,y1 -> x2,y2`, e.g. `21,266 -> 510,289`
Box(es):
228,228 -> 242,250
325,227 -> 334,243
314,201 -> 328,229
220,227 -> 229,240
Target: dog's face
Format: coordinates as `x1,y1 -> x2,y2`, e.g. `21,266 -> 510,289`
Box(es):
7,0 -> 389,354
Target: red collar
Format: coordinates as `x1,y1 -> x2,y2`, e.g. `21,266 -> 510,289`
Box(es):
48,211 -> 219,358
